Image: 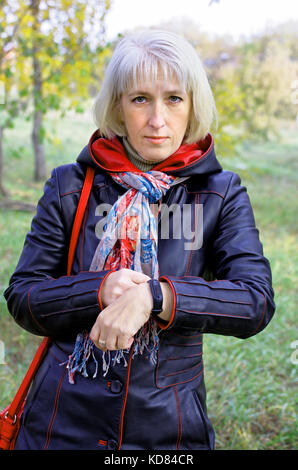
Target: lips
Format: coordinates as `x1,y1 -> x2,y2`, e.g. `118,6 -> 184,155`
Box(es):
145,136 -> 169,144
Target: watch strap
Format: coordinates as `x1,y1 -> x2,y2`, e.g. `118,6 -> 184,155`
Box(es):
148,279 -> 163,316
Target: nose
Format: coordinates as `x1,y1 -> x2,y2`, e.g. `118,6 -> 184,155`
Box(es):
148,101 -> 166,129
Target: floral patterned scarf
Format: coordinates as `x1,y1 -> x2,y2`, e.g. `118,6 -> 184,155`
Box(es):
65,170 -> 183,384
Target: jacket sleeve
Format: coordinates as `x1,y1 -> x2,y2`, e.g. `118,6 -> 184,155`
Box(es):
159,172 -> 275,339
3,168 -> 112,339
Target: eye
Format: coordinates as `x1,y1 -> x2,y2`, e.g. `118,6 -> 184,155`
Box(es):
169,96 -> 182,103
132,96 -> 147,104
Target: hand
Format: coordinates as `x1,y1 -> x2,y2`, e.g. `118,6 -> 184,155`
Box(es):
100,268 -> 150,307
90,282 -> 153,351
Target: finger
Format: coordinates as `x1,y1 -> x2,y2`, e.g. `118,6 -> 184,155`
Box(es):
90,324 -> 108,351
89,322 -> 100,344
105,334 -> 119,351
92,335 -> 108,351
117,335 -> 134,350
97,338 -> 107,350
129,270 -> 151,284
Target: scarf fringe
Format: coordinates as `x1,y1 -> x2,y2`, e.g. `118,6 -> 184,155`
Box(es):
61,332 -> 98,384
63,318 -> 160,384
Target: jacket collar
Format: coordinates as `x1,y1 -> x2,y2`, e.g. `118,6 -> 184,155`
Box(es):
76,130 -> 222,177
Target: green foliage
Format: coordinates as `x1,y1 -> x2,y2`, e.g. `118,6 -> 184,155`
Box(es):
237,37 -> 297,141
0,0 -> 112,132
212,74 -> 246,158
189,22 -> 298,157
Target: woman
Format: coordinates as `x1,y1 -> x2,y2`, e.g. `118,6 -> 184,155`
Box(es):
4,30 -> 275,450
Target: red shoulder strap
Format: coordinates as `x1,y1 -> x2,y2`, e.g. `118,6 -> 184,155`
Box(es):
67,166 -> 95,276
5,165 -> 95,422
6,337 -> 51,419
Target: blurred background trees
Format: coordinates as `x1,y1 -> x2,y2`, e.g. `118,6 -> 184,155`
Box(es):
0,0 -> 111,195
156,17 -> 298,155
0,0 -> 297,196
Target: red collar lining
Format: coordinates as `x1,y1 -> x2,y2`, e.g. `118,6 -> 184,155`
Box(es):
89,132 -> 213,174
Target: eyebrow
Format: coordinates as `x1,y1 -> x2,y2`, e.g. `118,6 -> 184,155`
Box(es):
127,89 -> 187,97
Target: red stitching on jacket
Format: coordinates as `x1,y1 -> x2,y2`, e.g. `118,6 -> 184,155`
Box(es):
173,386 -> 182,450
98,271 -> 114,311
39,275 -> 106,291
164,352 -> 202,362
185,193 -> 199,275
60,189 -> 82,197
43,366 -> 67,450
158,276 -> 176,330
161,361 -> 202,378
180,183 -> 225,198
252,288 -> 267,334
98,439 -> 108,446
156,366 -> 204,389
169,277 -> 249,292
79,207 -> 88,271
167,280 -> 177,324
175,307 -> 251,319
175,292 -> 253,305
197,190 -> 225,198
118,347 -> 134,450
48,349 -> 64,363
167,331 -> 202,338
60,182 -> 105,198
39,302 -> 99,317
27,286 -> 48,334
36,289 -> 98,305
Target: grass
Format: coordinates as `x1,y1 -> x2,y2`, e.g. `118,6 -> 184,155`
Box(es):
0,113 -> 297,450
204,122 -> 298,450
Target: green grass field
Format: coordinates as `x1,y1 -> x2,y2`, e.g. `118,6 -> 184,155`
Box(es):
0,112 -> 297,450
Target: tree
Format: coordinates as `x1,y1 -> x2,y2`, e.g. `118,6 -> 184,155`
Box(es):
16,0 -> 111,181
238,37 -> 297,140
0,0 -> 35,196
0,0 -> 112,196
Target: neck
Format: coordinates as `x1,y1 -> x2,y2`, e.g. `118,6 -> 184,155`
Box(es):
122,137 -> 165,172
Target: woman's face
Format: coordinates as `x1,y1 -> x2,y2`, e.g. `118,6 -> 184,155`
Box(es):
119,75 -> 191,162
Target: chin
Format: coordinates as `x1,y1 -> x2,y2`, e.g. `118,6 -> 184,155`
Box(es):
144,147 -> 172,161
145,153 -> 169,162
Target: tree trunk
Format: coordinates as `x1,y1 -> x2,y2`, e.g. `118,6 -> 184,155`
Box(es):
32,103 -> 46,181
31,0 -> 46,182
0,126 -> 8,196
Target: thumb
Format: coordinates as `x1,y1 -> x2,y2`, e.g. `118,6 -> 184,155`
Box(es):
129,270 -> 151,284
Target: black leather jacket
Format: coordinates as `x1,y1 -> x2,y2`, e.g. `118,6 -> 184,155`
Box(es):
4,135 -> 275,450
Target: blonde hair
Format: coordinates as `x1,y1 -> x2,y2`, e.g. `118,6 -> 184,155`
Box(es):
93,29 -> 217,143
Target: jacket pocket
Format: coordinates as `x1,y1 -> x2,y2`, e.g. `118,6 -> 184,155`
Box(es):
172,387 -> 212,450
22,351 -> 53,428
155,331 -> 203,388
192,389 -> 214,450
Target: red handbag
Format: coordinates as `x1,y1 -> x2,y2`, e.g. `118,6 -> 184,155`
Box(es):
0,166 -> 95,450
